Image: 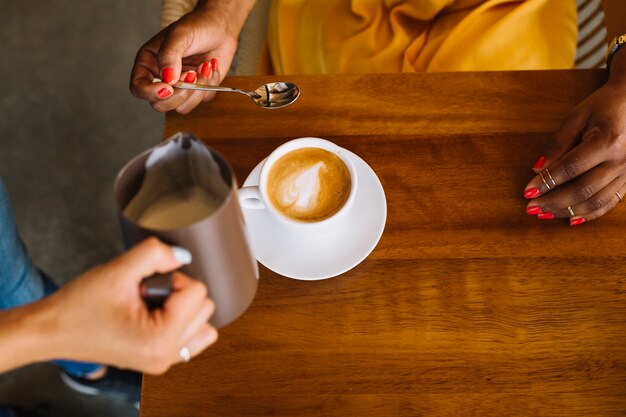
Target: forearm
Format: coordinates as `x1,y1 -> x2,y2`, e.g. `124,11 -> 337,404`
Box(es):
600,0 -> 626,83
0,298 -> 62,373
196,0 -> 257,36
600,0 -> 626,41
608,43 -> 626,85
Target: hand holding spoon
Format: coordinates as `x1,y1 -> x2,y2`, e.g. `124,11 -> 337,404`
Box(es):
154,79 -> 300,109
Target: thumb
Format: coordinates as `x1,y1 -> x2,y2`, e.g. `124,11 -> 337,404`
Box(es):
157,27 -> 192,84
110,237 -> 193,284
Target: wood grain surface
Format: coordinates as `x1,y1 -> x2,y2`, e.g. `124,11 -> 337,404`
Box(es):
141,70 -> 626,417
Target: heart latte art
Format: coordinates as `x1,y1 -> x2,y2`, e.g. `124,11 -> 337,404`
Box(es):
266,147 -> 351,222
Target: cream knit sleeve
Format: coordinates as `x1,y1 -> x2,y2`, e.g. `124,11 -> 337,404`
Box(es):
161,0 -> 197,28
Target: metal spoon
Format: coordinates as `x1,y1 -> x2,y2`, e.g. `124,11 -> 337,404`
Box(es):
171,81 -> 300,109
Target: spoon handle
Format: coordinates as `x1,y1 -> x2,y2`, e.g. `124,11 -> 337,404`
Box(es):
173,82 -> 241,94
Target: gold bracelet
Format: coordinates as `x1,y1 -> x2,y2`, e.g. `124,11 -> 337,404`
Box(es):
606,34 -> 626,71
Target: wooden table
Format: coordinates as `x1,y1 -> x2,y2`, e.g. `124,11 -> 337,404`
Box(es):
140,70 -> 626,416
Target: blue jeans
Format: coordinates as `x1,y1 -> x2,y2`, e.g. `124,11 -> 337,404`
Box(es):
0,177 -> 101,377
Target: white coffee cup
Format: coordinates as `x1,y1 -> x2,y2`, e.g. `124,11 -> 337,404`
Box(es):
239,137 -> 358,233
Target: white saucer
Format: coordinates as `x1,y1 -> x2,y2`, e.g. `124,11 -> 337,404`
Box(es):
241,150 -> 387,280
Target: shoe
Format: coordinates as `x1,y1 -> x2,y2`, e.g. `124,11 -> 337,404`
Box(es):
59,367 -> 142,404
0,404 -> 49,417
0,405 -> 15,417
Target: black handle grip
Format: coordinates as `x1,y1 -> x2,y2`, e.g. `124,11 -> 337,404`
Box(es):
140,273 -> 173,310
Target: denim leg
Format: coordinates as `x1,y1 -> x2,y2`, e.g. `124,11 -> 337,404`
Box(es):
0,178 -> 46,309
0,406 -> 14,417
0,177 -> 102,377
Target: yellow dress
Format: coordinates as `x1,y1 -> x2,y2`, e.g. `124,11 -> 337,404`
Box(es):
266,0 -> 578,74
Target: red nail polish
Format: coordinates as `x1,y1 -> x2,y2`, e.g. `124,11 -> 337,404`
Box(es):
200,62 -> 211,78
524,187 -> 540,199
211,58 -> 218,71
526,206 -> 542,215
162,67 -> 175,84
184,71 -> 197,83
570,217 -> 586,226
157,87 -> 172,99
533,156 -> 546,170
537,212 -> 555,220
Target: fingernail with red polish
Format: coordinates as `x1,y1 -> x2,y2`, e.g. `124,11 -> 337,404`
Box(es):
524,187 -> 541,199
162,67 -> 175,84
533,156 -> 546,170
157,87 -> 172,99
538,212 -> 555,220
211,57 -> 218,71
570,217 -> 586,226
526,206 -> 542,215
200,61 -> 211,78
184,71 -> 197,83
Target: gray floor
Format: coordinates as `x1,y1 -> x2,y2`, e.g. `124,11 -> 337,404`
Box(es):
0,1 -> 164,415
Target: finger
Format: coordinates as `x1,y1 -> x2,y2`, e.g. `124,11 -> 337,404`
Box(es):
526,163 -> 617,218
175,325 -> 218,364
201,59 -> 220,102
523,139 -> 607,199
569,178 -> 625,225
198,60 -> 212,79
163,273 -> 209,329
175,61 -> 216,114
162,70 -> 200,114
150,64 -> 208,112
182,70 -> 197,84
138,81 -> 174,103
130,37 -> 178,103
110,238 -> 192,283
130,33 -> 164,100
531,106 -> 590,173
157,25 -> 193,84
151,80 -> 196,113
178,298 -> 215,345
130,61 -> 165,101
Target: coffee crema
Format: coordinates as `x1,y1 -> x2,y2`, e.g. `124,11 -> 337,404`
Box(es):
266,147 -> 351,222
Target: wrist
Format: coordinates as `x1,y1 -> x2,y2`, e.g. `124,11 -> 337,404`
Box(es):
608,45 -> 626,86
0,297 -> 63,372
607,34 -> 626,84
195,0 -> 257,36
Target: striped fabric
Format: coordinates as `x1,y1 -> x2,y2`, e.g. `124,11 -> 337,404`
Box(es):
575,0 -> 608,68
160,0 -> 609,72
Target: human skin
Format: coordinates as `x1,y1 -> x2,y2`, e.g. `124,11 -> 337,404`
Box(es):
0,238 -> 217,375
524,0 -> 626,225
130,0 -> 257,114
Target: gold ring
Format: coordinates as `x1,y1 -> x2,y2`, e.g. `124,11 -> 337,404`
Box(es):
617,191 -> 623,203
567,206 -> 575,217
539,172 -> 552,190
545,169 -> 557,188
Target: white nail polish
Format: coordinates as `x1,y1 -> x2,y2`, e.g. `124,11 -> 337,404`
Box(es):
171,246 -> 192,265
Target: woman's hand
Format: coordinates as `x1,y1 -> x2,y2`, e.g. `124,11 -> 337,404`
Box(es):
130,1 -> 255,114
46,238 -> 217,374
130,6 -> 236,114
524,50 -> 626,226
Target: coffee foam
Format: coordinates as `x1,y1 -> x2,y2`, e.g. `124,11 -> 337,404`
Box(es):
266,147 -> 351,222
275,161 -> 324,210
135,185 -> 219,230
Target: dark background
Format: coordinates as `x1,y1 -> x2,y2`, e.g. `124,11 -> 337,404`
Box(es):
0,1 -> 163,415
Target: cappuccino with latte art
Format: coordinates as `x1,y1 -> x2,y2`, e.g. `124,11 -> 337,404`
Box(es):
266,148 -> 351,222
239,137 -> 358,233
